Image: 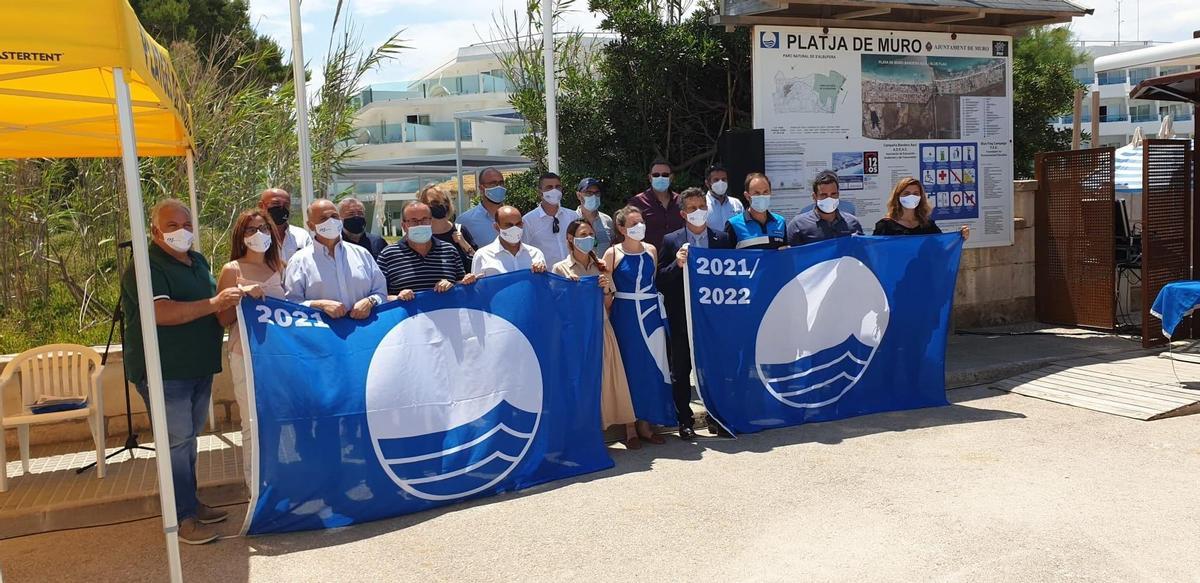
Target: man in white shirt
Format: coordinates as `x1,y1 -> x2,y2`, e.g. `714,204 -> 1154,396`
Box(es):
258,187 -> 312,261
472,205 -> 548,277
703,163 -> 744,232
521,172 -> 580,268
284,199 -> 387,319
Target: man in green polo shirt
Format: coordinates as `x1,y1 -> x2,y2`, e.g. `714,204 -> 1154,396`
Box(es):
121,198 -> 244,545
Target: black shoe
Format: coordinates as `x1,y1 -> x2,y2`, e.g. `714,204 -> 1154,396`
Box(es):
678,426 -> 696,440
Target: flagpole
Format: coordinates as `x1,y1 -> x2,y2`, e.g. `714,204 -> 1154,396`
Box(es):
543,0 -> 559,174
289,0 -> 316,220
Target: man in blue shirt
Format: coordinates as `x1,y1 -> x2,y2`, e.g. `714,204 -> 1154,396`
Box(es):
456,167 -> 507,245
724,173 -> 787,250
658,187 -> 732,439
786,170 -> 864,245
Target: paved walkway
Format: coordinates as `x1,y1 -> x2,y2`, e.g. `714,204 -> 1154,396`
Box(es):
2,384 -> 1198,582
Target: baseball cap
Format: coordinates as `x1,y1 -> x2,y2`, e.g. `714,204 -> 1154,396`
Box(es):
577,178 -> 601,192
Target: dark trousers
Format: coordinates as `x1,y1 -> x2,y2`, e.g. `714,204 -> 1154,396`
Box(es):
667,306 -> 695,428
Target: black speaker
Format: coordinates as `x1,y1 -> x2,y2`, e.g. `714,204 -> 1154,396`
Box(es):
717,129 -> 765,201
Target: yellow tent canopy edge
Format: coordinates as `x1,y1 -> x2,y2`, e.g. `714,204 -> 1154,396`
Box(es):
0,0 -> 195,158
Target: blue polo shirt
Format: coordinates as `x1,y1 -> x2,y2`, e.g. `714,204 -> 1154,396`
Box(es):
725,210 -> 787,250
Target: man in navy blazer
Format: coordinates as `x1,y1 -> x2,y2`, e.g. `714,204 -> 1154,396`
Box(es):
657,187 -> 733,440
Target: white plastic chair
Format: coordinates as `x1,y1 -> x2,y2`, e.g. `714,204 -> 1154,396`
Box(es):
0,344 -> 106,492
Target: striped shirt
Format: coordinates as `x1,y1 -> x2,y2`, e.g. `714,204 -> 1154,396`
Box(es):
377,238 -> 465,294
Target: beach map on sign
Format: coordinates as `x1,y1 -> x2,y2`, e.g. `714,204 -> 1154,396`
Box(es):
773,69 -> 848,114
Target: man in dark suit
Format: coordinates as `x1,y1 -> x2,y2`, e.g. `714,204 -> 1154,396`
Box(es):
657,187 -> 732,440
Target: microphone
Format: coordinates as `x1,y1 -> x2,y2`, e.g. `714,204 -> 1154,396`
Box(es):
117,240 -> 133,249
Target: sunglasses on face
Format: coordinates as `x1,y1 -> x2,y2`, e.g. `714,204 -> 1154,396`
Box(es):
650,172 -> 671,178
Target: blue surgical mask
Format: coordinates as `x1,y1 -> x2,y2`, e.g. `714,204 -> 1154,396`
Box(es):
406,225 -> 433,244
651,176 -> 671,192
573,236 -> 596,253
484,186 -> 507,203
583,195 -> 601,212
750,195 -> 771,212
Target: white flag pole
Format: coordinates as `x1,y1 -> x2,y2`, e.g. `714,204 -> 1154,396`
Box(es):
543,0 -> 559,174
289,0 -> 316,220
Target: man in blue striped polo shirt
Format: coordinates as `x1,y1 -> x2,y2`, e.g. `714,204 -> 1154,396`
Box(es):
378,201 -> 477,301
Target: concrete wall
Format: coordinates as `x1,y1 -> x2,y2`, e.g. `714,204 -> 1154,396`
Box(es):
951,180 -> 1037,328
4,180 -> 1040,447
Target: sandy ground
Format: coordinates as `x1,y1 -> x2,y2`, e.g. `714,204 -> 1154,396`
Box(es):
2,385 -> 1198,583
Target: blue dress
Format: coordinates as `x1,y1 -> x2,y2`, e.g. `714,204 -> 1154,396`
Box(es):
609,247 -> 675,426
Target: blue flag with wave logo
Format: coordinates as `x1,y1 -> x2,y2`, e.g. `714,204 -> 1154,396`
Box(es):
236,271 -> 613,535
686,234 -> 962,434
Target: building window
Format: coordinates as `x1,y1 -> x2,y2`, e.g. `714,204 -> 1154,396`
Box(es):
406,114 -> 431,125
1130,103 -> 1156,122
1073,65 -> 1093,85
1097,70 -> 1127,85
1127,67 -> 1153,85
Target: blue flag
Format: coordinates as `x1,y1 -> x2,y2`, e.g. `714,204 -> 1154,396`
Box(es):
236,271 -> 613,535
687,234 -> 962,434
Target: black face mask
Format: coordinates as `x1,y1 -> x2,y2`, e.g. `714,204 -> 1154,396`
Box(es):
266,205 -> 290,226
430,203 -> 449,220
343,216 -> 367,235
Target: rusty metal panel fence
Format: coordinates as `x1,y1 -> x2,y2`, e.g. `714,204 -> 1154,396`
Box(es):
1141,139 -> 1193,348
1035,148 -> 1116,329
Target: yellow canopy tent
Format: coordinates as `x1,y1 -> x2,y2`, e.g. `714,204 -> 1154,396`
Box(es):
1,2 -> 201,580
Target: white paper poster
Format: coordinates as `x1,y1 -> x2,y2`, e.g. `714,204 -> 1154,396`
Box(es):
752,26 -> 1015,248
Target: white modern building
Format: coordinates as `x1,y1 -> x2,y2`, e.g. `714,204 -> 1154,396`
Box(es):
335,35 -> 608,232
1052,40 -> 1195,148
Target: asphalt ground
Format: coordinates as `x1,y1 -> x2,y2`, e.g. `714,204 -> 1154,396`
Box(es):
2,384 -> 1197,583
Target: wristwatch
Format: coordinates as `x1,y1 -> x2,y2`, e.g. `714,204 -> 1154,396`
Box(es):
369,296 -> 381,306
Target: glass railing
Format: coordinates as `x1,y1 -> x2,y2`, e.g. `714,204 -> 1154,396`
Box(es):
1074,74 -> 1095,85
1099,113 -> 1128,122
1097,72 -> 1127,85
1174,113 -> 1193,121
1130,113 -> 1158,122
403,121 -> 473,142
411,73 -> 512,98
1057,114 -> 1092,124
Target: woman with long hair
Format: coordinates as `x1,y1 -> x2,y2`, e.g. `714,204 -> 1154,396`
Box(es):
418,184 -> 476,271
873,177 -> 969,239
552,218 -> 641,448
215,208 -> 287,486
602,206 -> 675,446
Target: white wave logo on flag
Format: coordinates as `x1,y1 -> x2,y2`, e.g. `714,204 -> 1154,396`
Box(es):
755,257 -> 890,408
365,309 -> 542,501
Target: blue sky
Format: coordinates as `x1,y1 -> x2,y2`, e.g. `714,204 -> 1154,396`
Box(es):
246,0 -> 1200,91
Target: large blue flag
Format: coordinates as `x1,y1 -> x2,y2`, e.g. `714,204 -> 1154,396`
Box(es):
687,234 -> 963,434
236,271 -> 613,535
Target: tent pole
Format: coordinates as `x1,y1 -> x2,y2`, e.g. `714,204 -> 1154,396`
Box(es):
186,150 -> 199,250
289,0 -> 316,220
454,118 -> 465,215
114,67 -> 184,583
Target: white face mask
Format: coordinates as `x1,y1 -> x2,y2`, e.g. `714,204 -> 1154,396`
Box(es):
625,222 -> 646,242
899,194 -> 922,209
542,188 -> 563,206
686,208 -> 710,228
315,217 -> 343,240
244,230 -> 272,253
816,197 -> 840,214
499,225 -> 523,244
162,228 -> 193,253
710,180 -> 728,197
